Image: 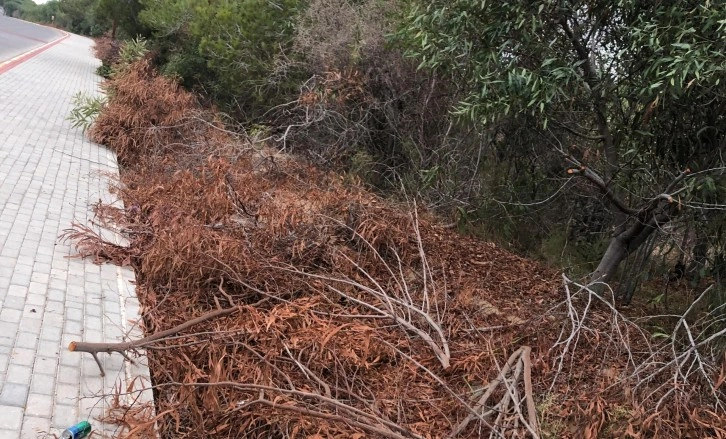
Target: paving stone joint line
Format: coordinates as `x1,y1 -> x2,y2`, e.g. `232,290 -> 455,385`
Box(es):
0,31 -> 153,438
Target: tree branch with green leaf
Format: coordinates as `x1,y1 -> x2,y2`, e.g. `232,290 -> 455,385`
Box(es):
400,0 -> 726,301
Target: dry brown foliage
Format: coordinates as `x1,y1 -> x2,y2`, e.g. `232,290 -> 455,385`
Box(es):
94,36 -> 122,69
88,59 -> 217,166
68,61 -> 726,438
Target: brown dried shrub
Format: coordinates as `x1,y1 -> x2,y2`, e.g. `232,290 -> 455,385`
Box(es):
89,59 -> 217,166
94,35 -> 122,70
69,61 -> 726,438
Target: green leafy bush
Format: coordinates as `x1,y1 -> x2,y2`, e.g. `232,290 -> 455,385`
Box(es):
139,0 -> 301,117
68,92 -> 107,133
112,37 -> 149,75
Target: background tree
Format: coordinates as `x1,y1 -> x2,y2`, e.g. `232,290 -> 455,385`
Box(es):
139,0 -> 300,117
1,0 -> 36,18
9,0 -> 112,36
401,0 -> 726,301
137,0 -> 210,90
95,0 -> 147,38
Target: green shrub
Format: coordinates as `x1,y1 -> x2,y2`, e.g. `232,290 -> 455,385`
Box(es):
112,37 -> 149,75
139,0 -> 301,117
68,92 -> 107,133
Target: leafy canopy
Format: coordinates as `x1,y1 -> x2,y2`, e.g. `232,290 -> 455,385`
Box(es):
140,0 -> 301,115
400,1 -> 726,134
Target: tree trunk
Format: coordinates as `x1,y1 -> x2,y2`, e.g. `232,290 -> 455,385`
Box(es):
111,17 -> 118,39
590,235 -> 628,289
589,211 -> 670,301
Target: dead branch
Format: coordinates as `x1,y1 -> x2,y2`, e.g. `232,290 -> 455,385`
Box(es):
278,211 -> 451,369
69,306 -> 240,376
172,381 -> 424,439
61,222 -> 132,265
523,345 -> 539,434
550,275 -> 726,433
630,285 -> 725,410
448,346 -> 539,439
549,275 -> 652,391
68,57 -> 582,439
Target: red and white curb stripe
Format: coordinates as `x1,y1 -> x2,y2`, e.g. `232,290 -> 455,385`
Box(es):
0,30 -> 70,74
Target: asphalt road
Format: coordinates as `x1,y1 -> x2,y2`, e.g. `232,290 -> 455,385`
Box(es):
0,15 -> 62,63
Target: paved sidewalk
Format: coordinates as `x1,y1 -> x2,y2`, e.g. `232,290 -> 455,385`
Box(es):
0,34 -> 151,437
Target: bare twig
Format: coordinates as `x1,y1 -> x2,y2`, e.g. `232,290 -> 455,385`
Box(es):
279,212 -> 451,369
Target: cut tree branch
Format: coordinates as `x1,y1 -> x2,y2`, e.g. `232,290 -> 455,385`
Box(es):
69,306 -> 241,376
177,381 -> 423,439
448,346 -> 539,438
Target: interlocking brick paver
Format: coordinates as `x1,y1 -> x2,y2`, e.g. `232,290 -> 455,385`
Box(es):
25,394 -> 53,417
5,364 -> 32,385
3,296 -> 26,311
52,404 -> 78,429
33,356 -> 58,376
19,416 -> 51,438
29,374 -> 55,395
0,308 -> 22,323
5,285 -> 26,297
0,30 -> 152,437
15,334 -> 39,352
0,338 -> 12,350
0,383 -> 29,406
0,406 -> 24,430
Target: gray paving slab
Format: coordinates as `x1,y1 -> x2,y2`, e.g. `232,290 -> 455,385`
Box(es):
0,33 -> 153,437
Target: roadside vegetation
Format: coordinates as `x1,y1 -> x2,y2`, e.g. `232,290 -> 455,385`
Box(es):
57,1 -> 726,437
